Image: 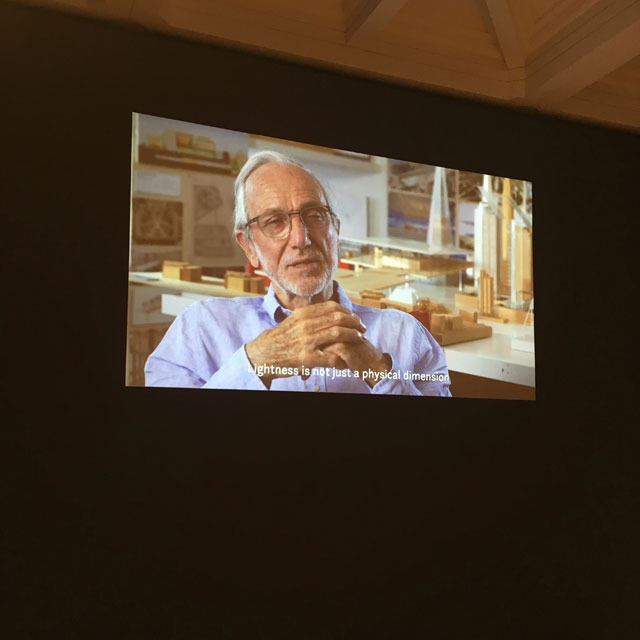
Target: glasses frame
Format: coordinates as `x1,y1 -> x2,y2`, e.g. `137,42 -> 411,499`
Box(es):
243,205 -> 336,238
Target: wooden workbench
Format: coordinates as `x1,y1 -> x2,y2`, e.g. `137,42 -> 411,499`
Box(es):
129,272 -> 257,298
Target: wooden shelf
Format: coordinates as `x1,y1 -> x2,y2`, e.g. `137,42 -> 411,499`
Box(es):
341,235 -> 471,257
388,187 -> 456,202
250,136 -> 383,174
129,272 -> 257,298
137,145 -> 233,175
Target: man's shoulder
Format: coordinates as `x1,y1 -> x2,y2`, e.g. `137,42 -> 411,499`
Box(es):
351,301 -> 412,318
181,295 -> 265,320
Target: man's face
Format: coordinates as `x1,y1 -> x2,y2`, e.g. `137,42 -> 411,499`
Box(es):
236,163 -> 340,305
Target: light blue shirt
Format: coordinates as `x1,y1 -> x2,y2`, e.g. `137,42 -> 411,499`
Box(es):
145,282 -> 451,396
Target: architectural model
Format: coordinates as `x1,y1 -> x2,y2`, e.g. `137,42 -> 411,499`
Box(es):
429,311 -> 492,346
426,166 -> 454,250
224,270 -> 266,294
162,260 -> 202,282
357,291 -> 492,346
471,175 -> 534,324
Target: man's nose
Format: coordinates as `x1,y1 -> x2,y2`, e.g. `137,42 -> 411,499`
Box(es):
288,213 -> 311,248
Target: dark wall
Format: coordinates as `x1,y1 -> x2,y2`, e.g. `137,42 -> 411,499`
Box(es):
3,3 -> 638,638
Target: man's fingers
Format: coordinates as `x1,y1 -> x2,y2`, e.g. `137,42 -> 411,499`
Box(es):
291,301 -> 365,331
297,346 -> 345,371
321,341 -> 351,363
304,310 -> 365,335
311,326 -> 364,349
316,349 -> 348,370
248,301 -> 367,378
291,300 -> 343,318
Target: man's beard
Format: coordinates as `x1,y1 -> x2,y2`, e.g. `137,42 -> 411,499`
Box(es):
254,245 -> 336,299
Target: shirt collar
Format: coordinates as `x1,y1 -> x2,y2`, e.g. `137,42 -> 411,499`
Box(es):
262,280 -> 353,323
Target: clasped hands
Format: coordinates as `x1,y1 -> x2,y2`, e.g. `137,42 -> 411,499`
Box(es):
245,301 -> 391,388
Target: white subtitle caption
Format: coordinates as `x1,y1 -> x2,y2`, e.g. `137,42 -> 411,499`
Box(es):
247,364 -> 449,383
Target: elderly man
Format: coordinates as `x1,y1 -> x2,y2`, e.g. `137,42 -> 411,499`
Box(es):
145,150 -> 451,395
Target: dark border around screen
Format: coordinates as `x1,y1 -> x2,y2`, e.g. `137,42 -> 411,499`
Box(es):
4,2 -> 638,637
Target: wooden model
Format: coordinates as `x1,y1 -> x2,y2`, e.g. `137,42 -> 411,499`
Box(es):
455,292 -> 532,325
360,289 -> 386,308
384,296 -> 491,346
384,296 -> 448,318
491,306 -> 530,324
360,294 -> 450,327
379,297 -> 411,312
162,260 -> 202,282
513,226 -> 533,303
224,270 -> 266,294
379,253 -> 470,275
355,290 -> 491,346
479,269 -> 494,316
499,177 -> 514,296
453,269 -> 537,324
429,312 -> 492,346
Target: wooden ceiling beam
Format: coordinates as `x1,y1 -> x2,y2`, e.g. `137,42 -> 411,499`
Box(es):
345,0 -> 409,42
11,0 -> 638,129
526,0 -> 640,104
484,0 -> 525,70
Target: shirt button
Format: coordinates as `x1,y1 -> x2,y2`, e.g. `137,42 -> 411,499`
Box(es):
313,384 -> 320,392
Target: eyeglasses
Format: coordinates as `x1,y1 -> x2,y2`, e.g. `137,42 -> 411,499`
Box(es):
244,205 -> 335,239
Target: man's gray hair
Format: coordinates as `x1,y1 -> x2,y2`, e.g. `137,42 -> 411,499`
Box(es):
233,150 -> 333,234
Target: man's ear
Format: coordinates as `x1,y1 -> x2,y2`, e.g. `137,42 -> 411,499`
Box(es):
235,229 -> 261,269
